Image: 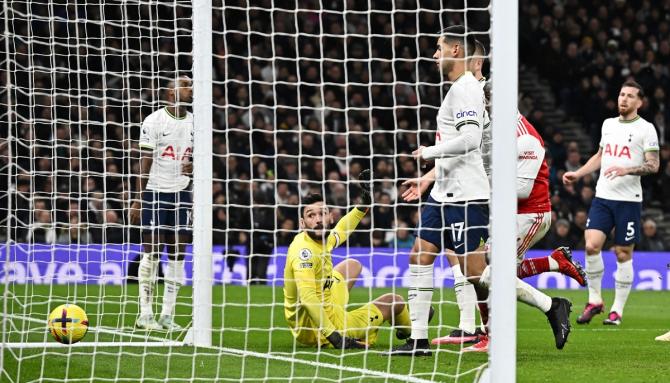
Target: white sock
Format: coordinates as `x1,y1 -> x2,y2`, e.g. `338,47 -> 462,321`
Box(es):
585,253 -> 604,304
610,260 -> 633,315
138,253 -> 159,317
452,265 -> 476,334
516,278 -> 552,313
548,257 -> 559,271
161,259 -> 185,318
408,264 -> 434,340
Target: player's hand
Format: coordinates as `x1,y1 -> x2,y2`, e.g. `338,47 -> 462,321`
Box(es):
562,171 -> 579,185
129,201 -> 141,225
182,161 -> 193,175
412,146 -> 426,161
327,331 -> 367,350
354,169 -> 372,209
603,166 -> 628,180
401,177 -> 432,202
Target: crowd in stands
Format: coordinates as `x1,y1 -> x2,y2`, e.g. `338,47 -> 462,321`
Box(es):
1,0 -> 668,264
519,0 -> 670,250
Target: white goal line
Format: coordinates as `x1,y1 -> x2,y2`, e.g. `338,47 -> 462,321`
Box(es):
4,313 -> 447,382
3,313 -> 185,348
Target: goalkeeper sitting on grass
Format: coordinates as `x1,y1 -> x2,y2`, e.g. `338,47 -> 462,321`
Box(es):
283,170 -> 417,349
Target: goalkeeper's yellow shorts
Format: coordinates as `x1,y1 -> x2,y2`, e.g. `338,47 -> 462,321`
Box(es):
329,270 -> 385,346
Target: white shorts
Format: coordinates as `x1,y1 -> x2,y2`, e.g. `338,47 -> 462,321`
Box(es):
516,212 -> 551,263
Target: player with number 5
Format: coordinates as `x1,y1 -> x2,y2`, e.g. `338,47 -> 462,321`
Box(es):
563,80 -> 660,326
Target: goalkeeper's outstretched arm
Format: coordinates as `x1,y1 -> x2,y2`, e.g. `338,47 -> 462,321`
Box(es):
327,169 -> 371,249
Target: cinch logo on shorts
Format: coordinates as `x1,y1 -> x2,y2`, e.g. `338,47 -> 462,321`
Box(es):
456,110 -> 477,119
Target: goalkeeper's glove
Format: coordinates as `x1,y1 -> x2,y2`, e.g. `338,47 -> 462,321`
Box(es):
355,169 -> 372,211
327,331 -> 367,350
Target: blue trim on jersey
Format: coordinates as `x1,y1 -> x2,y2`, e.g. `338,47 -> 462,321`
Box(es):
586,197 -> 641,245
140,190 -> 192,235
416,196 -> 489,254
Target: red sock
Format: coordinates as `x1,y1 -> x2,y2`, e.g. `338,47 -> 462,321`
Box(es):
517,257 -> 550,279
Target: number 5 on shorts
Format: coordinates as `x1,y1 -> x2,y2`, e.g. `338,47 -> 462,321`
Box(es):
625,221 -> 635,241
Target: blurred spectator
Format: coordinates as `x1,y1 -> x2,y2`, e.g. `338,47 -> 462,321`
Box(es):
543,219 -> 578,250
389,221 -> 415,249
104,210 -> 125,244
637,218 -> 665,251
56,215 -> 92,244
27,210 -> 57,244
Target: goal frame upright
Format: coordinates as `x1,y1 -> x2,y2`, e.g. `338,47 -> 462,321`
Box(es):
191,0 -> 214,348
488,0 -> 519,382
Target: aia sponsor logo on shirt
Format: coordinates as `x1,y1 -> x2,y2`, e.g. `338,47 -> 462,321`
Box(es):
603,143 -> 631,159
161,145 -> 192,160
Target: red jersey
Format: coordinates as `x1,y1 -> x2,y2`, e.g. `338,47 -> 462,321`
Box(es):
516,113 -> 551,213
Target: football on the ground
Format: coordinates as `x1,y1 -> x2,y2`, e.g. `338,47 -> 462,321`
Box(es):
48,304 -> 89,344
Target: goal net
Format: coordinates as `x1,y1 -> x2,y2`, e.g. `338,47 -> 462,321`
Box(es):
1,0 -> 516,382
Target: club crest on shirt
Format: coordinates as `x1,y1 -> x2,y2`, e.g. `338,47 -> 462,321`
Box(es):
299,248 -> 312,261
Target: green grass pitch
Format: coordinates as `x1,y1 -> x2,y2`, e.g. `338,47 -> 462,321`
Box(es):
2,284 -> 668,382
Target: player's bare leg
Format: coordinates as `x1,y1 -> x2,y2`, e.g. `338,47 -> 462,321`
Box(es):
158,230 -> 187,331
333,258 -> 363,290
578,229 -> 607,324
604,244 -> 634,325
136,232 -> 162,330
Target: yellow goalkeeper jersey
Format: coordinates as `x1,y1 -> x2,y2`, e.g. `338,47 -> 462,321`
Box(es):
283,208 -> 366,345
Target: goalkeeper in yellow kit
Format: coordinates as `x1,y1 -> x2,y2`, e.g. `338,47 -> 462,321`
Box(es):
283,170 -> 422,349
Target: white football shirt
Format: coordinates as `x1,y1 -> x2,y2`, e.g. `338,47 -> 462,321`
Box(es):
596,115 -> 659,202
139,107 -> 194,192
429,71 -> 490,203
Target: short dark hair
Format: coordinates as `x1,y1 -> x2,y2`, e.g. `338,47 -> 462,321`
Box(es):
300,193 -> 324,217
621,80 -> 645,99
441,25 -> 477,57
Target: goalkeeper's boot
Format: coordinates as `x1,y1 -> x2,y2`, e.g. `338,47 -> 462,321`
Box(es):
135,315 -> 162,331
396,306 -> 434,340
655,331 -> 670,342
158,315 -> 183,331
462,334 -> 489,353
576,302 -> 604,324
602,311 -> 622,326
551,247 -> 587,287
384,338 -> 432,357
545,297 -> 572,350
431,329 -> 479,345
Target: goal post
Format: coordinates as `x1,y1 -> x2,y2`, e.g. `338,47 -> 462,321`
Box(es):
489,0 -> 519,382
190,0 -> 213,348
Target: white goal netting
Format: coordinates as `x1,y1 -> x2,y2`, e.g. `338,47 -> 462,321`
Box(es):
1,0 -> 496,382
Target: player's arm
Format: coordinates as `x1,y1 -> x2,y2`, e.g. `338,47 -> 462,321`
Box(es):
417,124 -> 481,160
327,207 -> 367,249
401,168 -> 435,202
325,170 -> 371,248
562,148 -> 602,185
604,125 -> 660,178
417,85 -> 484,160
605,150 -> 659,179
289,250 -> 364,349
130,120 -> 157,224
517,135 -> 544,199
